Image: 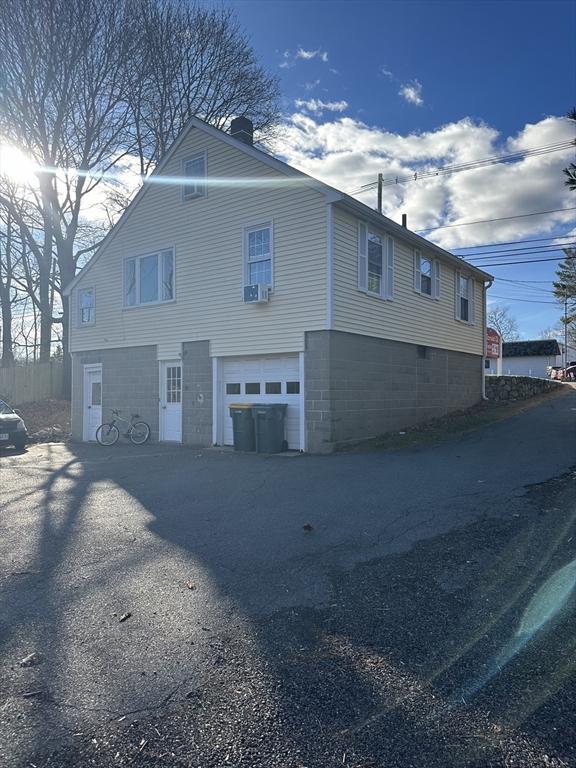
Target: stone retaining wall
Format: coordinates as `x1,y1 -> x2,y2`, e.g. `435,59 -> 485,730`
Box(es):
485,375 -> 564,402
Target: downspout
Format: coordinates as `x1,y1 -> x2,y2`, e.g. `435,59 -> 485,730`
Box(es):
482,277 -> 494,400
326,202 -> 334,330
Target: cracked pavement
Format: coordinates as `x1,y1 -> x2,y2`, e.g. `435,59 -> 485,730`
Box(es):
0,388 -> 575,767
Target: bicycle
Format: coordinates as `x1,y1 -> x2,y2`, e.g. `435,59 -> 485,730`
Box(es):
95,409 -> 151,446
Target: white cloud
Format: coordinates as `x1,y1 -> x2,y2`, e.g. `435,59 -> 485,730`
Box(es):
279,50 -> 293,69
303,79 -> 321,91
280,47 -> 329,69
380,65 -> 394,79
296,47 -> 328,62
272,112 -> 575,249
294,98 -> 348,115
399,79 -> 423,106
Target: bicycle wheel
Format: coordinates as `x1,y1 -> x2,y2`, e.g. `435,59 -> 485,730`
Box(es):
96,423 -> 119,446
129,421 -> 150,445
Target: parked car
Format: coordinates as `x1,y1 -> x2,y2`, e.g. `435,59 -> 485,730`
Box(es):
548,364 -> 576,381
0,399 -> 28,450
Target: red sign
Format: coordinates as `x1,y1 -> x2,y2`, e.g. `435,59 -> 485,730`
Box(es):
486,327 -> 501,359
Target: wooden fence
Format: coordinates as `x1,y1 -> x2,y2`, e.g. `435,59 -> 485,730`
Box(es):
0,361 -> 65,405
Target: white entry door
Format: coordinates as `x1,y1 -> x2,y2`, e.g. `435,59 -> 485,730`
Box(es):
222,355 -> 302,449
83,364 -> 102,441
159,361 -> 182,442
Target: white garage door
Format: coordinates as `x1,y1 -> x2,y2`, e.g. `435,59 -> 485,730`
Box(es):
222,355 -> 302,450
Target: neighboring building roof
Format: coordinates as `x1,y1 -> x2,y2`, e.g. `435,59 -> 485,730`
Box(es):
65,116 -> 493,295
502,339 -> 561,357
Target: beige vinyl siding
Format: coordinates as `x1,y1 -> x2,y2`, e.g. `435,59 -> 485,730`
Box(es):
332,206 -> 484,355
70,127 -> 327,357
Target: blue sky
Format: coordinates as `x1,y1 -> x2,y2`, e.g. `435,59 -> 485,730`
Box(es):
227,0 -> 576,339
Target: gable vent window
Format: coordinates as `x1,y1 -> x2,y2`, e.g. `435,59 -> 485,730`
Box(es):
78,288 -> 95,325
414,250 -> 440,299
124,249 -> 174,307
455,272 -> 475,324
358,222 -> 394,300
182,152 -> 207,200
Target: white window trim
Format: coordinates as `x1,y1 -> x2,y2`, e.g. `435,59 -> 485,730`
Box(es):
455,271 -> 476,324
77,286 -> 96,326
413,250 -> 440,300
181,150 -> 207,201
123,247 -> 176,309
243,220 -> 274,292
358,222 -> 394,300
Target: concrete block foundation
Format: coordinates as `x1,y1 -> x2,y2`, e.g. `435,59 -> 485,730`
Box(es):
305,330 -> 483,453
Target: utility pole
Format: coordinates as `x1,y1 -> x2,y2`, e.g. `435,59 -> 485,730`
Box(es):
560,247 -> 576,373
377,173 -> 383,214
564,285 -> 569,373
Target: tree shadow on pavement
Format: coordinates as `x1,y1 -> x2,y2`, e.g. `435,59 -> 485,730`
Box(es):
2,441 -> 576,768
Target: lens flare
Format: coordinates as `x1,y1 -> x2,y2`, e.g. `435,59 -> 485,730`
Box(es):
0,144 -> 37,184
456,557 -> 576,704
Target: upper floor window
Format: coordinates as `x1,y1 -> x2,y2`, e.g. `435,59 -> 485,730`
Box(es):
358,222 -> 394,299
78,288 -> 95,325
124,249 -> 174,307
456,273 -> 475,323
244,223 -> 273,287
182,152 -> 207,200
414,250 -> 440,298
368,232 -> 383,294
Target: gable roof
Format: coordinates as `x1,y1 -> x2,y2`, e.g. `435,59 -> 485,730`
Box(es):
502,339 -> 561,357
64,116 -> 493,295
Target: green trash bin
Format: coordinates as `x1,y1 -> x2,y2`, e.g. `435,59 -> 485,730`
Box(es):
229,404 -> 255,451
253,404 -> 288,454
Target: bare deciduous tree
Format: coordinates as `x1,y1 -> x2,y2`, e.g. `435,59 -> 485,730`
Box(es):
132,0 -> 280,174
0,0 -> 280,388
0,213 -> 16,366
487,304 -> 520,342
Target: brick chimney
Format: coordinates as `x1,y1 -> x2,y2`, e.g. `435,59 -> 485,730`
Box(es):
230,116 -> 254,146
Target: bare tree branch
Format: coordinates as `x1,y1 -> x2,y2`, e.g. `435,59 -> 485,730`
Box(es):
0,0 -> 279,384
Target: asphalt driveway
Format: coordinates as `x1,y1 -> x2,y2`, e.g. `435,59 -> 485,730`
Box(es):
1,388 -> 575,767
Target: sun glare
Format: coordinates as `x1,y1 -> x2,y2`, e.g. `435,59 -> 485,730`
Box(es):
0,143 -> 37,184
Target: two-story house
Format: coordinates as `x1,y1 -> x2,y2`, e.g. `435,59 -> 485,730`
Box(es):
65,116 -> 493,453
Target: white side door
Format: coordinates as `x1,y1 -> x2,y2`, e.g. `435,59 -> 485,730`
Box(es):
159,361 -> 182,442
83,364 -> 102,441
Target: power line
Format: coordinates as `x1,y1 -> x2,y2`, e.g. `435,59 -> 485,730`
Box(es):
468,246 -> 570,262
352,140 -> 574,193
494,282 -> 553,296
453,235 -> 576,251
495,278 -> 554,295
488,293 -> 559,304
466,243 -> 576,259
471,255 -> 567,267
458,243 -> 576,259
497,278 -> 554,284
416,206 -> 576,233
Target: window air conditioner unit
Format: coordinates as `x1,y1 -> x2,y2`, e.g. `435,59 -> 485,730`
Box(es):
243,284 -> 269,303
